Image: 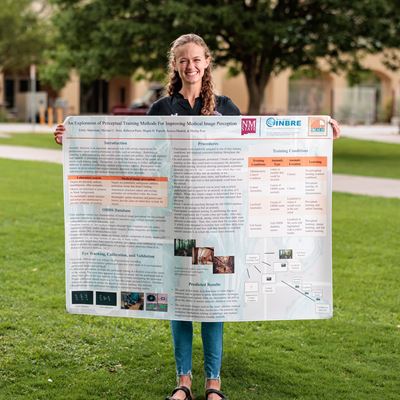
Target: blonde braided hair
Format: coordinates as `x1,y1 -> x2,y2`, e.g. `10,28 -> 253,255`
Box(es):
167,33 -> 216,115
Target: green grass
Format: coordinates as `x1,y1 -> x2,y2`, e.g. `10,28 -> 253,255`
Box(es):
1,132 -> 400,179
1,158 -> 399,399
0,132 -> 60,149
333,138 -> 400,179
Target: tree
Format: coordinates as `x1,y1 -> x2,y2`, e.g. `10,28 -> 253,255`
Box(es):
45,0 -> 400,113
0,0 -> 51,72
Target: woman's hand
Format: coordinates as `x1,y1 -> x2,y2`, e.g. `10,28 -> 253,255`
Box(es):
54,124 -> 65,145
330,119 -> 340,139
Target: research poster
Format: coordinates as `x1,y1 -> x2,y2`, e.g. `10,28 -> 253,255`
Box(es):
63,115 -> 333,322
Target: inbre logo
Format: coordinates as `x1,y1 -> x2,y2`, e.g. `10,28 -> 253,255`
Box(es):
266,117 -> 301,127
241,118 -> 257,135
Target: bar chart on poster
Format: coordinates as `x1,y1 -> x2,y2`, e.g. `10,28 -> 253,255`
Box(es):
63,115 -> 333,322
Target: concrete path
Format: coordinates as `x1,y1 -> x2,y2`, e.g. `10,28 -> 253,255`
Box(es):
341,124 -> 400,144
1,122 -> 400,143
0,123 -> 55,134
0,144 -> 399,199
333,174 -> 400,199
0,145 -> 62,164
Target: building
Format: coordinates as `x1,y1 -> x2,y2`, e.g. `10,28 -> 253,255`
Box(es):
1,53 -> 399,123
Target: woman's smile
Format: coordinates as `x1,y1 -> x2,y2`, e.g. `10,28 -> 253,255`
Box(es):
173,42 -> 210,87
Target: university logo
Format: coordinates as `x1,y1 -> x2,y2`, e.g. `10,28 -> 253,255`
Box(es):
241,118 -> 257,135
308,117 -> 327,136
266,117 -> 301,127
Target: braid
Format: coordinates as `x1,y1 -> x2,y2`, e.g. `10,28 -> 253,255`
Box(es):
167,71 -> 182,97
167,33 -> 216,115
200,67 -> 215,115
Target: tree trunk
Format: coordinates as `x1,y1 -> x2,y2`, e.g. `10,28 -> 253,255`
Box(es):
243,60 -> 271,115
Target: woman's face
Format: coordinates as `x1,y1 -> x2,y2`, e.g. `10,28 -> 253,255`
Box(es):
173,42 -> 210,88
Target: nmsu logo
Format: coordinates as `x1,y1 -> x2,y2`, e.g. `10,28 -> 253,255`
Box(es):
241,118 -> 257,135
266,117 -> 301,128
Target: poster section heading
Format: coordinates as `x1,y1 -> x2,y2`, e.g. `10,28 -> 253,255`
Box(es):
63,115 -> 333,322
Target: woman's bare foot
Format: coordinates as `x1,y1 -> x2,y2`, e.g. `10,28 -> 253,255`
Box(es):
206,379 -> 223,400
169,375 -> 192,400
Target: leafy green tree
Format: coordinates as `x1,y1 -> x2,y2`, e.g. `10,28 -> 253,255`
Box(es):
45,0 -> 400,113
0,0 -> 51,72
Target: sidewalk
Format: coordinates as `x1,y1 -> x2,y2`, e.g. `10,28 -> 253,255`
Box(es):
1,122 -> 400,143
0,123 -> 55,134
0,144 -> 399,199
333,174 -> 400,199
341,124 -> 400,144
0,145 -> 62,164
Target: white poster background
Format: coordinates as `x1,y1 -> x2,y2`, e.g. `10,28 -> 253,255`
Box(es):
63,115 -> 333,322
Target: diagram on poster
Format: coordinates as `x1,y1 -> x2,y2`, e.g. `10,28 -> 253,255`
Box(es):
63,115 -> 333,322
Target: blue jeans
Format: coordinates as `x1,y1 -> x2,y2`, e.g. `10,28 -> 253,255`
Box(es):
171,321 -> 223,380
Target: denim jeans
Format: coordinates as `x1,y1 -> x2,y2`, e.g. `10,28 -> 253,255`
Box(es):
171,321 -> 223,379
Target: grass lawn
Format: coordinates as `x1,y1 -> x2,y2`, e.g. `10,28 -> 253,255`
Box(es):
1,158 -> 399,399
0,132 -> 59,150
333,138 -> 400,179
1,132 -> 400,180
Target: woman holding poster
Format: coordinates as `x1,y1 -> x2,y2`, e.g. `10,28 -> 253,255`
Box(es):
54,33 -> 340,400
147,34 -> 240,400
